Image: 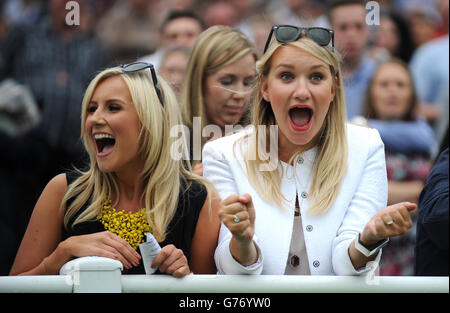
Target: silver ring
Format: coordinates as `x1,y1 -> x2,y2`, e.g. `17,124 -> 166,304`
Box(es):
233,215 -> 240,223
385,220 -> 394,226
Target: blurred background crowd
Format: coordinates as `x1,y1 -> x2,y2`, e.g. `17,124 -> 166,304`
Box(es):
0,0 -> 448,277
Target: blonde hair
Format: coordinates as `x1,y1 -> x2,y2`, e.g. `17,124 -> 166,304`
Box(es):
238,37 -> 348,215
62,65 -> 214,241
180,25 -> 259,165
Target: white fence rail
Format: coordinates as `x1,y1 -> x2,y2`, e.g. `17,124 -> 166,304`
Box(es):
0,257 -> 448,293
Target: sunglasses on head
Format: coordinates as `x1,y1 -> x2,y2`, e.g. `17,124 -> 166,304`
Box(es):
263,25 -> 334,53
120,61 -> 164,106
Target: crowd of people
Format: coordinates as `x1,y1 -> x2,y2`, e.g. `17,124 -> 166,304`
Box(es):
0,0 -> 448,278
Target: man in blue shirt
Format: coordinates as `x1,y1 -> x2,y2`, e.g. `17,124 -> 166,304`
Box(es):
409,0 -> 449,144
328,0 -> 377,119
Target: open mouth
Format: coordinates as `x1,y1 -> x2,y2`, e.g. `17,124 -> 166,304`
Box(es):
289,106 -> 313,131
94,133 -> 115,156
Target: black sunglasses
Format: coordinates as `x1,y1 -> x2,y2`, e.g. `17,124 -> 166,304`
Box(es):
264,25 -> 334,53
120,62 -> 164,106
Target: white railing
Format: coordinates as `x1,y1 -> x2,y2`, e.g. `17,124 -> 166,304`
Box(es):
0,257 -> 448,293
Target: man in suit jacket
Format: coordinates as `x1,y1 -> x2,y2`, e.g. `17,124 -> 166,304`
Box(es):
415,148 -> 449,276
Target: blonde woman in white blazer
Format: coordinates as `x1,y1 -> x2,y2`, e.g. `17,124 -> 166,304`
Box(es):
202,25 -> 416,275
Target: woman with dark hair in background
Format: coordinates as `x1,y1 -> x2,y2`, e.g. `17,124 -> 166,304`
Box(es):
356,58 -> 436,275
371,10 -> 415,63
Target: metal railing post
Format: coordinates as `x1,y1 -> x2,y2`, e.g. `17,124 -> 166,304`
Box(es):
59,256 -> 123,293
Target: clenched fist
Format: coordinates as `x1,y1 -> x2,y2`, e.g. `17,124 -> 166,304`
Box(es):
219,193 -> 258,266
220,193 -> 255,244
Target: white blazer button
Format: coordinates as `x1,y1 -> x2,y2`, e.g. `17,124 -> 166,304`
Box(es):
297,157 -> 304,164
313,260 -> 320,268
301,192 -> 308,199
306,225 -> 313,232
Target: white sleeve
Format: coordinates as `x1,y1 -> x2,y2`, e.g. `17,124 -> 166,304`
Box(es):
332,128 -> 388,276
203,141 -> 263,275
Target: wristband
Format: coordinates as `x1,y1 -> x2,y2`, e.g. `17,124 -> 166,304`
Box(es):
354,233 -> 389,257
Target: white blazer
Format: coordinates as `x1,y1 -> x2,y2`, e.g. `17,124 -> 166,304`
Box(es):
202,123 -> 388,275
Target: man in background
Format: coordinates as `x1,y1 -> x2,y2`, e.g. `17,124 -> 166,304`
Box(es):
328,0 -> 377,119
140,9 -> 205,70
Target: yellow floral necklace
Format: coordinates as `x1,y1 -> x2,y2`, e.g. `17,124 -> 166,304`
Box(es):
99,199 -> 152,250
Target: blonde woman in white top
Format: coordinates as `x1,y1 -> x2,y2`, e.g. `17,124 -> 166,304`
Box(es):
203,25 -> 416,275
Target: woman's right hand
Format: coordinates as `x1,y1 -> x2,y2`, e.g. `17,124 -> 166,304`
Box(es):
219,193 -> 258,266
220,193 -> 255,244
59,231 -> 141,270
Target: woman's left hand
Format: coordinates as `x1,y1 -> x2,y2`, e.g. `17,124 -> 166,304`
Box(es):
151,244 -> 191,277
360,202 -> 417,246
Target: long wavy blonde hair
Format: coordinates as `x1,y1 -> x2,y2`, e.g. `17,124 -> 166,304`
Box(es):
180,25 -> 259,166
62,66 -> 214,241
238,37 -> 348,214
